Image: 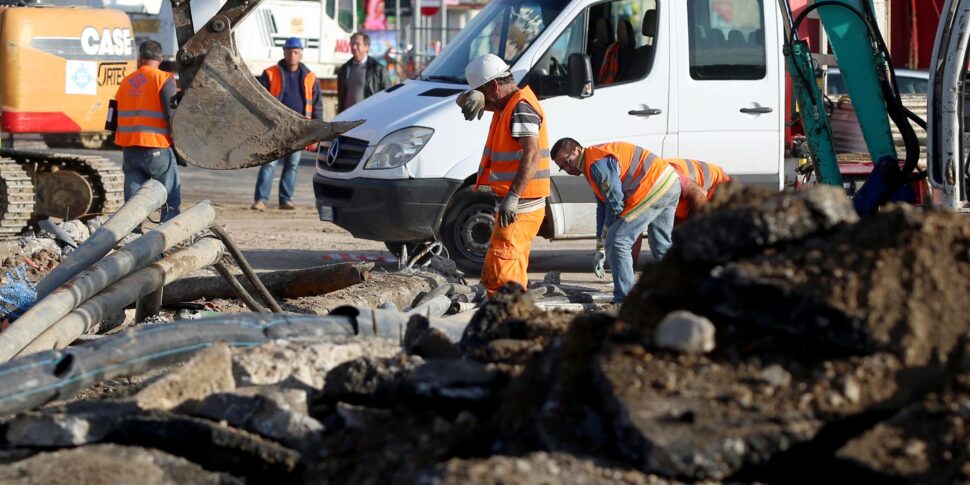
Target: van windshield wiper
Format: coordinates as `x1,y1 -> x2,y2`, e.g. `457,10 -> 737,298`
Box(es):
422,75 -> 467,84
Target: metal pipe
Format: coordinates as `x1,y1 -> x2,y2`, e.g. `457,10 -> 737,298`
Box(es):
212,261 -> 267,313
19,238 -> 227,355
0,202 -> 215,362
405,294 -> 452,318
209,223 -> 284,313
34,180 -> 167,299
135,288 -> 164,322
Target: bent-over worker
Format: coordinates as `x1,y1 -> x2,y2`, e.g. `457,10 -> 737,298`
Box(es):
550,138 -> 684,303
633,158 -> 731,267
456,54 -> 551,295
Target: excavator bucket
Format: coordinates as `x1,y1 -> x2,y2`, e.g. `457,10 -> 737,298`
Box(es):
169,0 -> 362,170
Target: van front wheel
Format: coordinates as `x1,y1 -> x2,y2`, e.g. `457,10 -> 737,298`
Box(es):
440,187 -> 494,273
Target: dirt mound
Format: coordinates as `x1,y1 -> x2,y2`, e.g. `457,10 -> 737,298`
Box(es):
426,452 -> 672,484
460,284 -> 575,368
625,188 -> 970,367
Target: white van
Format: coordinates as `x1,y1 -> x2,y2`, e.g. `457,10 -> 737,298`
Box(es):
314,0 -> 785,268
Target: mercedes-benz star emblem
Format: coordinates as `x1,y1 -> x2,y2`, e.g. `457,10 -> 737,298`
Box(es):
326,139 -> 340,167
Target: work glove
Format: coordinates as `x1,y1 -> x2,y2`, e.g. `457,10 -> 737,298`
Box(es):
497,193 -> 519,227
459,90 -> 485,121
593,250 -> 606,278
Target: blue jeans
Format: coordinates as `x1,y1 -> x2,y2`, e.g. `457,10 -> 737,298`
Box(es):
254,151 -> 301,204
605,183 -> 681,302
122,147 -> 181,222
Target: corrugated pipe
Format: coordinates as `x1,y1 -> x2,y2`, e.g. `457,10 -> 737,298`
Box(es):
34,180 -> 168,299
0,202 -> 216,362
0,307 -> 471,417
18,238 -> 227,356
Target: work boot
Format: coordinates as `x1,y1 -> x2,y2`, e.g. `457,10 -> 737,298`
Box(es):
279,201 -> 296,210
250,200 -> 266,211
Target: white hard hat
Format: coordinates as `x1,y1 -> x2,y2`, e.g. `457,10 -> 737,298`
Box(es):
465,54 -> 510,90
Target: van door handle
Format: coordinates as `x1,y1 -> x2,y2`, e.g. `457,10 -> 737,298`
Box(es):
740,106 -> 773,114
629,107 -> 662,116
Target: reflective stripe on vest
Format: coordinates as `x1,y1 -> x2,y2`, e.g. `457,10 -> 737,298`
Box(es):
114,66 -> 173,148
582,142 -> 670,218
264,65 -> 317,117
670,159 -> 724,191
476,86 -> 551,199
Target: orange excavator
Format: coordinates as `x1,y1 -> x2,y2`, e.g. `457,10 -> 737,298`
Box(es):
0,0 -> 358,238
0,4 -> 134,234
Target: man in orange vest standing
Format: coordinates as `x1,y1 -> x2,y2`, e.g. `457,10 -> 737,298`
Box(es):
550,138 -> 688,302
251,37 -> 323,211
114,40 -> 180,221
456,54 -> 551,296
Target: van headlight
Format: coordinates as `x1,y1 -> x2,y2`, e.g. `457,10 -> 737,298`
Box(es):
363,127 -> 434,169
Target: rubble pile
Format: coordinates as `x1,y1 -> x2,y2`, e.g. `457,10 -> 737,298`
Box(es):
0,184 -> 966,483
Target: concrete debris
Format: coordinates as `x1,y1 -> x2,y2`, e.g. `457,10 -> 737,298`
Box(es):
18,236 -> 61,259
232,337 -> 400,390
653,311 -> 716,354
84,216 -> 106,235
6,411 -> 116,447
0,444 -> 240,485
58,220 -> 90,245
135,344 -> 235,410
176,391 -> 324,449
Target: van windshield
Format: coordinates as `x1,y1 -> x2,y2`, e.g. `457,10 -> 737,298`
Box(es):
420,0 -> 568,83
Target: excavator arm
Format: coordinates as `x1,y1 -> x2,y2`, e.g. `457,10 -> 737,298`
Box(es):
167,0 -> 362,169
780,0 -> 924,216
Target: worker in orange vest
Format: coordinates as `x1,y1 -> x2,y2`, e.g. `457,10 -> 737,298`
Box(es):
632,158 -> 731,267
113,40 -> 181,221
251,37 -> 323,211
551,139 -> 700,302
456,54 -> 551,295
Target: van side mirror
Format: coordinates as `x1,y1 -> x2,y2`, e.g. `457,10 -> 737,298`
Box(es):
568,53 -> 594,99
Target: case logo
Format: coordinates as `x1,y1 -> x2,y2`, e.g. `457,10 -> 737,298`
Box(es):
81,27 -> 133,57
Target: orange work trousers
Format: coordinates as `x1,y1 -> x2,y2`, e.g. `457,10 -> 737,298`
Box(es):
481,208 -> 545,295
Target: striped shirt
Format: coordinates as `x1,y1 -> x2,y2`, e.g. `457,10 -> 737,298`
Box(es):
510,101 -> 541,138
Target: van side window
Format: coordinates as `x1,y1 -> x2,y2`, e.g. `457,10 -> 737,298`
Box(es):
527,0 -> 659,98
687,0 -> 766,80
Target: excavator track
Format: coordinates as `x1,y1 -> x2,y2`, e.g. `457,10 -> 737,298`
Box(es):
0,158 -> 36,236
0,149 -> 125,222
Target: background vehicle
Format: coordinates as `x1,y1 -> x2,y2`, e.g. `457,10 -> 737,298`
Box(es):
314,0 -> 786,269
0,4 -> 131,235
110,0 -> 356,119
826,67 -> 928,96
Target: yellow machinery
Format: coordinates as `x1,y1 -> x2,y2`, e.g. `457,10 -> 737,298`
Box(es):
0,5 -> 132,234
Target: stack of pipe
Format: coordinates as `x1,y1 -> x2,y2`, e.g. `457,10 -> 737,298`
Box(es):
0,181 -> 234,361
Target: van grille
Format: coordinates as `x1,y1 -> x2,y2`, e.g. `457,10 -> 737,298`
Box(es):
321,136 -> 368,172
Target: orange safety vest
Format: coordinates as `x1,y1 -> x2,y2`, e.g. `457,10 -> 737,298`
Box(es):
263,65 -> 317,118
598,43 -> 621,84
114,66 -> 174,148
476,86 -> 551,199
667,158 -> 731,220
582,142 -> 674,219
